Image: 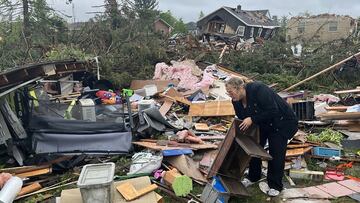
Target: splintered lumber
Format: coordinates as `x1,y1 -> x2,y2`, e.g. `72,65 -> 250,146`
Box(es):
17,182 -> 42,196
235,137 -> 272,160
165,155 -> 207,183
194,123 -> 209,131
188,100 -> 235,117
209,124 -> 227,132
159,100 -> 173,116
130,80 -> 179,92
162,88 -> 192,106
133,141 -> 217,151
0,165 -> 52,178
319,112 -> 360,120
286,147 -> 313,157
162,168 -> 192,197
287,143 -> 312,149
155,193 -> 164,203
325,106 -> 349,112
16,166 -> 52,178
283,52 -> 360,92
116,182 -> 158,201
334,88 -> 360,94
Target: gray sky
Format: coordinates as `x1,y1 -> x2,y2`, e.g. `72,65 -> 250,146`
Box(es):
47,0 -> 360,23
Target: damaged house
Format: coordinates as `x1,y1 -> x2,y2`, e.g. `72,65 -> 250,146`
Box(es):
286,14 -> 358,43
197,5 -> 280,40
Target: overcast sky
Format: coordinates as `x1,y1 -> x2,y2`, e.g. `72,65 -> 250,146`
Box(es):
47,0 -> 360,23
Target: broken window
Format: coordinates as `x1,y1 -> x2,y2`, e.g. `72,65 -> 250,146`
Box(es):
236,25 -> 245,36
329,21 -> 338,32
208,21 -> 226,33
298,21 -> 305,33
258,27 -> 263,37
264,29 -> 272,39
250,27 -> 254,37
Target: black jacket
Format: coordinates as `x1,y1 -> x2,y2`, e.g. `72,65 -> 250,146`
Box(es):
232,82 -> 298,139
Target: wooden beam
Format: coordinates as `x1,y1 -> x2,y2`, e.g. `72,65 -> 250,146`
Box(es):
283,52 -> 360,92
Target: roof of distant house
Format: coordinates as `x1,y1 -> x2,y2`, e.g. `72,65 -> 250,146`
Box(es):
290,13 -> 355,20
223,6 -> 278,27
155,18 -> 174,29
198,6 -> 279,28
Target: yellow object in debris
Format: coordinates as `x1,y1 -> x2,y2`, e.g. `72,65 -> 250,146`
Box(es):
64,100 -> 76,119
29,90 -> 39,107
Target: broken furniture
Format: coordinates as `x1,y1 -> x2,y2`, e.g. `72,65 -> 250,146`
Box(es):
117,182 -> 157,201
207,119 -> 272,197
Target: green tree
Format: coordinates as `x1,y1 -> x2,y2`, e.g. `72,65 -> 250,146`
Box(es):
159,10 -> 177,27
173,18 -> 188,34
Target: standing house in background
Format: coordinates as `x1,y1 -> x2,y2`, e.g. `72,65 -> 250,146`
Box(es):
197,5 -> 280,40
286,14 -> 358,43
154,18 -> 173,36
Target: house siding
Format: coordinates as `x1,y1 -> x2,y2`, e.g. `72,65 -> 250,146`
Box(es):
286,15 -> 357,43
154,20 -> 171,35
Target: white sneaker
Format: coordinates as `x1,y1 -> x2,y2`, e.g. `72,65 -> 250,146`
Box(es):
241,178 -> 255,187
259,182 -> 280,197
267,188 -> 280,197
259,181 -> 270,194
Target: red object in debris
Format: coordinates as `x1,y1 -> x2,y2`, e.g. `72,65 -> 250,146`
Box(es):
337,162 -> 353,169
325,169 -> 345,181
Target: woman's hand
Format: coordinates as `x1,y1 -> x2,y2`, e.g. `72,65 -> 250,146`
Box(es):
239,117 -> 252,131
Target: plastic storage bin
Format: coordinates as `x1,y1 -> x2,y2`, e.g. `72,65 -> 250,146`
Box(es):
313,147 -> 341,157
77,162 -> 115,203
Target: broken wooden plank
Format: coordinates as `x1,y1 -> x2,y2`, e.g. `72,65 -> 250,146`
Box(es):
235,137 -> 272,160
286,147 -> 313,157
209,124 -> 227,132
283,52 -> 360,92
16,166 -> 52,178
334,88 -> 360,94
287,143 -> 312,149
165,155 -> 207,183
318,112 -> 360,120
18,182 -> 42,196
325,106 -> 349,112
133,141 -> 217,151
219,176 -> 250,197
162,88 -> 192,106
130,80 -> 179,92
117,182 -> 158,201
188,100 -> 235,117
194,123 -> 209,131
159,100 -> 173,116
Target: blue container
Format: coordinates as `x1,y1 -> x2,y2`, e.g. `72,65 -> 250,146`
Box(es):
201,176 -> 229,203
313,147 -> 341,157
